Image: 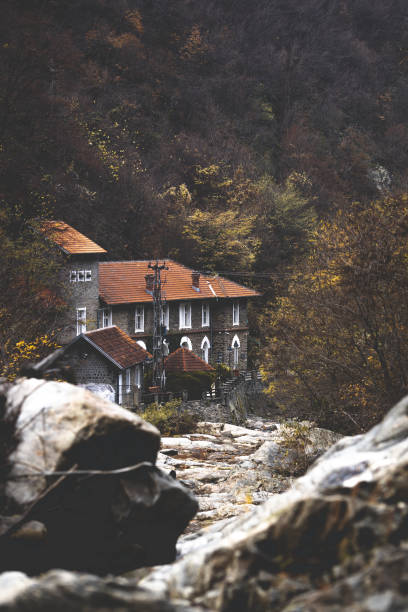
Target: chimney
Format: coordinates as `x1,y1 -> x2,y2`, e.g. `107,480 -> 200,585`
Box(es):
145,273 -> 154,292
192,271 -> 200,289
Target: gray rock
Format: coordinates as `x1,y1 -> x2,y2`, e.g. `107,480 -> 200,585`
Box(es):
252,425 -> 341,476
0,378 -> 198,574
5,388 -> 408,611
4,378 -> 160,507
0,573 -> 34,606
78,383 -> 115,403
0,569 -> 198,611
136,396 -> 408,609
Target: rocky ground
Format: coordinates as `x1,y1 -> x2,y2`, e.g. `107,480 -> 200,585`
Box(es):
137,398 -> 408,611
157,418 -> 340,533
2,378 -> 408,611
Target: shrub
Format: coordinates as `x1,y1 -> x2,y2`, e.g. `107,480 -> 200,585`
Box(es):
139,398 -> 198,436
166,370 -> 215,399
216,362 -> 232,381
278,421 -> 312,476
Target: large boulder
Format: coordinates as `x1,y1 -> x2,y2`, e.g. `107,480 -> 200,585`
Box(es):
0,570 -> 196,612
251,424 -> 342,476
2,392 -> 408,611
136,395 -> 408,610
0,378 -> 198,574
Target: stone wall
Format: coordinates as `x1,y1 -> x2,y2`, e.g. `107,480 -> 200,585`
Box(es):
58,258 -> 253,371
64,338 -> 117,386
178,400 -> 233,423
179,375 -> 267,424
110,298 -> 250,370
211,299 -> 248,370
59,257 -> 101,344
63,338 -> 142,408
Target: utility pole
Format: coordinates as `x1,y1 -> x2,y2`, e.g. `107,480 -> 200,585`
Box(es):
148,260 -> 168,391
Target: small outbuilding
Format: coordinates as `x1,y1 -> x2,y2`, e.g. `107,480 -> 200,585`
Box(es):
63,325 -> 151,407
165,347 -> 215,373
164,347 -> 215,399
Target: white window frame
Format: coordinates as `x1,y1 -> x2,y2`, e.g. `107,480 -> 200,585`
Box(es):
232,334 -> 240,368
179,302 -> 191,329
71,270 -> 92,282
117,373 -> 123,405
76,307 -> 86,335
101,307 -> 112,328
180,336 -> 193,350
201,336 -> 210,363
232,301 -> 240,326
161,303 -> 169,329
135,366 -> 142,389
125,368 -> 131,393
135,305 -> 144,332
202,302 -> 210,327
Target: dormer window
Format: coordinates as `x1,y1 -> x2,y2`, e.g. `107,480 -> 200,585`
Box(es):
135,305 -> 144,332
233,301 -> 240,326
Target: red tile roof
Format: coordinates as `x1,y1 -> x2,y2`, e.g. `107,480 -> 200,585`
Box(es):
83,326 -> 151,368
42,220 -> 107,255
99,260 -> 260,305
165,348 -> 214,373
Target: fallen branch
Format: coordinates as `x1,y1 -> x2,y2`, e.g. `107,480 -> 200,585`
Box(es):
0,463 -> 78,538
8,461 -> 153,479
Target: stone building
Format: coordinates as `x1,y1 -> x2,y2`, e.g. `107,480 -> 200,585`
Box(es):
63,326 -> 151,406
42,220 -> 107,344
44,221 -> 260,373
164,347 -> 215,374
98,260 -> 260,371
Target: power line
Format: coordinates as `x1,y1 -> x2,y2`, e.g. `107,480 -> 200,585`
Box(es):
202,269 -> 295,279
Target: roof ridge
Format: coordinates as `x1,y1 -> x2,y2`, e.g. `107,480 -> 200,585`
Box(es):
100,258 -> 176,264
86,325 -> 117,333
99,260 -> 260,304
41,220 -> 107,254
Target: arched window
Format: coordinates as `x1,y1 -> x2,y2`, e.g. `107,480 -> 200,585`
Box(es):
231,335 -> 240,368
180,336 -> 192,350
201,336 -> 210,363
136,340 -> 147,351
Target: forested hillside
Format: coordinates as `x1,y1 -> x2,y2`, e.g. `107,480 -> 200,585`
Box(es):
1,0 -> 407,430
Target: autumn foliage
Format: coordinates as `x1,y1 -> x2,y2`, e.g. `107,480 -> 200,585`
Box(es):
3,335 -> 60,381
0,1 -> 407,425
262,195 -> 408,433
0,209 -> 65,376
